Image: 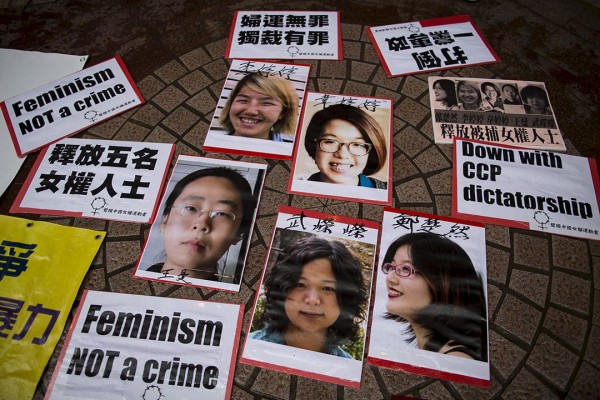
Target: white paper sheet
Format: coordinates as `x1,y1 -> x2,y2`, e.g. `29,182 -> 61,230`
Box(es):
0,49 -> 88,196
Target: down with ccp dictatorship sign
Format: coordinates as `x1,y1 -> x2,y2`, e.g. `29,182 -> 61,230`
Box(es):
453,138 -> 600,241
46,291 -> 244,400
1,56 -> 144,157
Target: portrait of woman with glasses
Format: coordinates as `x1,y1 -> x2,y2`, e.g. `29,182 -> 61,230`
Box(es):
145,166 -> 257,282
380,232 -> 487,361
302,104 -> 388,188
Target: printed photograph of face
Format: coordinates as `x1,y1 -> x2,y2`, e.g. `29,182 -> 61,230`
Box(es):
136,158 -> 264,288
219,72 -> 299,141
520,85 -> 552,115
293,101 -> 391,192
380,232 -> 487,361
249,230 -> 372,359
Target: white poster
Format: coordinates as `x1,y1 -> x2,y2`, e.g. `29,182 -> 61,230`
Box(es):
202,59 -> 310,159
1,56 -> 143,156
225,11 -> 341,60
428,76 -> 565,151
0,49 -> 88,196
453,138 -> 600,240
288,92 -> 393,205
368,208 -> 490,387
368,15 -> 499,77
241,206 -> 378,387
134,155 -> 267,292
45,290 -> 243,400
11,138 -> 174,223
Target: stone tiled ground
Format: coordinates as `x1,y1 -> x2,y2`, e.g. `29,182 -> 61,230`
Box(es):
1,0 -> 599,399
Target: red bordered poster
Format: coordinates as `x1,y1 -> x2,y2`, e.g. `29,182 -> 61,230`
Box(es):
45,290 -> 243,400
367,15 -> 499,78
10,138 -> 174,223
202,59 -> 310,159
452,138 -> 600,240
428,76 -> 565,151
225,11 -> 342,60
133,155 -> 267,292
241,206 -> 379,387
1,56 -> 144,157
288,91 -> 393,205
368,208 -> 490,387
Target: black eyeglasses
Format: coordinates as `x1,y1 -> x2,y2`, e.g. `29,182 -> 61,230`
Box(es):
381,263 -> 420,277
315,138 -> 373,156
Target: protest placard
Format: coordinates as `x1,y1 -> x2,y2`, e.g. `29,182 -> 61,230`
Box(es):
428,77 -> 565,151
45,290 -> 243,400
241,206 -> 378,387
1,56 -> 143,157
288,92 -> 393,205
202,59 -> 310,159
0,49 -> 88,197
0,215 -> 105,400
368,208 -> 489,387
134,155 -> 267,292
225,11 -> 341,60
453,138 -> 600,240
368,15 -> 499,77
10,138 -> 174,223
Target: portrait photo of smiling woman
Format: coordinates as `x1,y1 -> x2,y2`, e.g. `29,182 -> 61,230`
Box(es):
134,155 -> 266,292
368,209 -> 490,386
203,60 -> 310,159
289,92 -> 393,205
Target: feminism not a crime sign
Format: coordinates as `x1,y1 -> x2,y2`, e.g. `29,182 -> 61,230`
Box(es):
453,138 -> 600,241
45,291 -> 243,400
1,56 -> 143,157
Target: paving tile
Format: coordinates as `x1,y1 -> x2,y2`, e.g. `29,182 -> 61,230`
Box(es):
527,333 -> 579,390
567,361 -> 600,399
487,245 -> 510,285
396,177 -> 431,204
552,235 -> 591,273
130,103 -> 165,126
584,324 -> 600,369
179,47 -> 212,70
490,331 -> 527,379
495,294 -> 542,344
543,307 -> 588,349
512,233 -> 550,270
154,59 -> 187,84
501,367 -> 561,399
413,145 -> 451,175
320,59 -> 348,79
550,270 -> 591,315
178,69 -> 213,95
151,85 -> 189,113
509,269 -> 549,307
350,60 -> 376,82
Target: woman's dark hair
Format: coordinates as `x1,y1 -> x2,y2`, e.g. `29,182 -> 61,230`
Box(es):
383,232 -> 487,361
261,236 -> 368,352
520,85 -> 549,105
304,104 -> 387,176
162,167 -> 256,237
433,79 -> 458,108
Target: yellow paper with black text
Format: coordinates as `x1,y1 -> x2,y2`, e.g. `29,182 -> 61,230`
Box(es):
0,215 -> 105,400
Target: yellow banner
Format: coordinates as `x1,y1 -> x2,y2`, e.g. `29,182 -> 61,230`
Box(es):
0,215 -> 105,400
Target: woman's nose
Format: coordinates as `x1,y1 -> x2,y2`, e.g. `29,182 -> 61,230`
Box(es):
244,101 -> 260,114
191,212 -> 211,232
303,289 -> 321,305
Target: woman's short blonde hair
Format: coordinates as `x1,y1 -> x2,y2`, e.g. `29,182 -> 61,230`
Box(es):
219,73 -> 299,135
